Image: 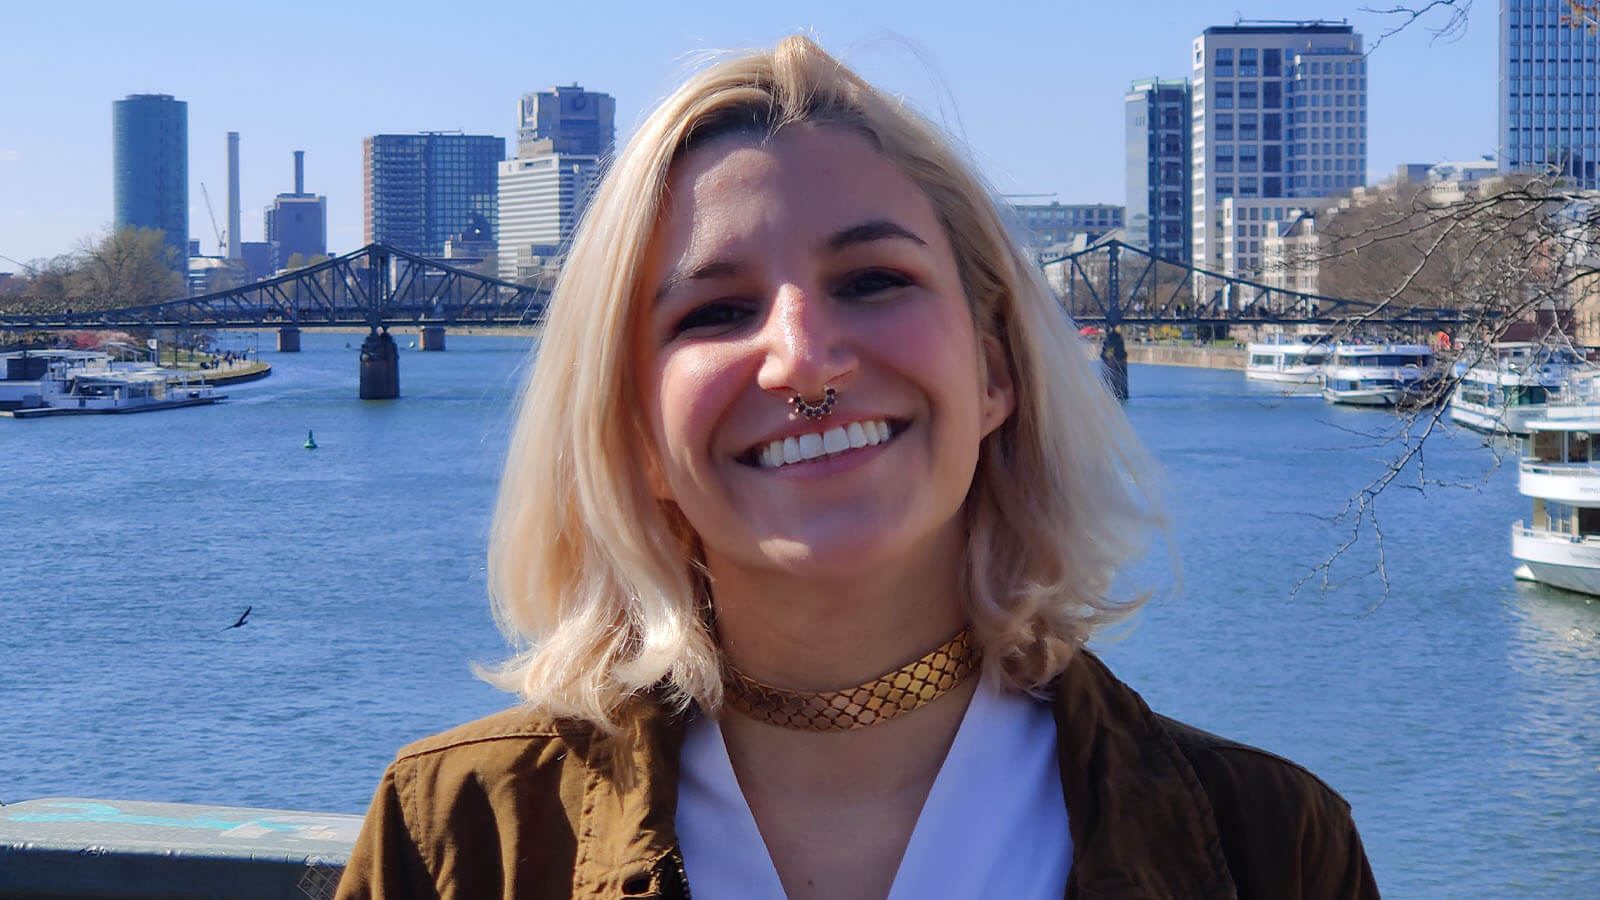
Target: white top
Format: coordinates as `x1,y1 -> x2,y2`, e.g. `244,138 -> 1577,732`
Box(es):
676,670 -> 1071,899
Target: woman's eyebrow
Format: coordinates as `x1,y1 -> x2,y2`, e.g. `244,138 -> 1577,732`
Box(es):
654,260 -> 742,305
653,219 -> 926,304
822,219 -> 928,252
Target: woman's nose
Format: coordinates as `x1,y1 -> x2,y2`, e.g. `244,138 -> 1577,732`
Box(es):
755,283 -> 858,400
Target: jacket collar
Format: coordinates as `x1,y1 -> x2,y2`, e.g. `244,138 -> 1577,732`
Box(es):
568,651 -> 1236,899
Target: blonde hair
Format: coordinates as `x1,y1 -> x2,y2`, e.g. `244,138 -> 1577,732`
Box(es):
485,36 -> 1163,728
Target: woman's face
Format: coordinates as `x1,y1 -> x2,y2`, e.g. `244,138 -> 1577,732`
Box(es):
633,123 -> 1013,580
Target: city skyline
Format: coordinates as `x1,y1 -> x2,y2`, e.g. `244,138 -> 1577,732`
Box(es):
1,1 -> 1496,266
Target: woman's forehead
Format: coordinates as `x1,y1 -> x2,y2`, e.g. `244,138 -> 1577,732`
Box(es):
658,124 -> 940,252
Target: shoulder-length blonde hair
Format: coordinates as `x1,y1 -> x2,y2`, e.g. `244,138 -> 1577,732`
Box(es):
486,35 -> 1163,729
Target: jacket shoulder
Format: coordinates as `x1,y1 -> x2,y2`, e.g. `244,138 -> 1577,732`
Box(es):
1157,714 -> 1350,810
336,707 -> 605,900
395,704 -> 585,762
1156,715 -> 1379,899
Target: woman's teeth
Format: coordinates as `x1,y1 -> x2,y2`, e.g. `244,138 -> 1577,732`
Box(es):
757,419 -> 893,469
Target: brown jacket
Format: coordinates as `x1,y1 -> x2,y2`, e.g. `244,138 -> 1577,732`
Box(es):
336,651 -> 1378,899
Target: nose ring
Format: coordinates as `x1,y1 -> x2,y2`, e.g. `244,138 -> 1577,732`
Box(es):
790,388 -> 837,421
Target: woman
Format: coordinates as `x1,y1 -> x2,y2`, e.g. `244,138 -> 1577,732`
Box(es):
337,37 -> 1377,900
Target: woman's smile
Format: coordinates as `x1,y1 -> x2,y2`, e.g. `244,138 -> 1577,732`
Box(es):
740,416 -> 907,470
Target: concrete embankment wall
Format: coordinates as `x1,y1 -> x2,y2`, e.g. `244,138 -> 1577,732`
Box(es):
1125,343 -> 1247,371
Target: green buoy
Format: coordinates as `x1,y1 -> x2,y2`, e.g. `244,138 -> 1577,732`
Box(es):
304,429 -> 318,450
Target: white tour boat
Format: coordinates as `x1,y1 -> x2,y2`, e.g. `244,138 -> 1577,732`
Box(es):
0,352 -> 224,418
1512,406 -> 1600,595
1320,343 -> 1436,407
1245,335 -> 1330,389
1447,342 -> 1590,436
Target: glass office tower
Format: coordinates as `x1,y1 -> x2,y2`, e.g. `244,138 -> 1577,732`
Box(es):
363,133 -> 505,257
1500,0 -> 1600,188
112,93 -> 188,273
1126,78 -> 1192,263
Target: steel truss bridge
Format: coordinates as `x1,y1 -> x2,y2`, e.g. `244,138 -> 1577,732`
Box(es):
1050,239 -> 1473,331
0,244 -> 548,332
0,238 -> 1478,335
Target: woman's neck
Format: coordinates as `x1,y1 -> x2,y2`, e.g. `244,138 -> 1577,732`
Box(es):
702,520 -> 978,899
705,520 -> 969,692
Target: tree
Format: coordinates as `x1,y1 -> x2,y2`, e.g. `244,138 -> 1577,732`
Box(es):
68,227 -> 186,307
1280,2 -> 1600,596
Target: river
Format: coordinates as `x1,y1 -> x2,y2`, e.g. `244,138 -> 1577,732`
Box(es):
2,332 -> 1596,896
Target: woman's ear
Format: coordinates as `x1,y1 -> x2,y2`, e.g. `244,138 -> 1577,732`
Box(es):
977,330 -> 1016,438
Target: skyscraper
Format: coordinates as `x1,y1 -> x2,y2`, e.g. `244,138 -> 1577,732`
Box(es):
1191,23 -> 1367,278
497,154 -> 603,282
498,85 -> 614,282
363,133 -> 505,257
1500,0 -> 1600,188
517,84 -> 616,157
1125,78 -> 1192,263
113,93 -> 188,274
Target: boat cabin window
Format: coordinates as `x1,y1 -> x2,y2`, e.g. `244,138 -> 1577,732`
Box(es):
1569,431 -> 1592,463
1581,507 -> 1600,536
1528,430 -> 1595,463
1509,386 -> 1549,407
1251,354 -> 1277,366
1545,500 -> 1577,534
1530,430 -> 1563,462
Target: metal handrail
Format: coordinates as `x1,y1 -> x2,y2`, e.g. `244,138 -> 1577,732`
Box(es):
1512,521 -> 1600,544
1519,461 -> 1600,476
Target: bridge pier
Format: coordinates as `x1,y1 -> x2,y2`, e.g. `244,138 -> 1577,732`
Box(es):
359,328 -> 400,400
419,325 -> 446,351
276,326 -> 301,353
1100,329 -> 1129,401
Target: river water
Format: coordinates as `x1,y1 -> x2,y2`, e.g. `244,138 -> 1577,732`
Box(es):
2,332 -> 1596,896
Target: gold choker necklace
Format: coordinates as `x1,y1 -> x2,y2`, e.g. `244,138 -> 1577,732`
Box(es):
722,628 -> 980,732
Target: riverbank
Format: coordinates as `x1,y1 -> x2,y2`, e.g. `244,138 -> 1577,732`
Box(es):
1126,342 -> 1247,370
189,361 -> 271,385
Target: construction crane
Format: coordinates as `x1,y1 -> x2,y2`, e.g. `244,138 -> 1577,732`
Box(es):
199,182 -> 227,256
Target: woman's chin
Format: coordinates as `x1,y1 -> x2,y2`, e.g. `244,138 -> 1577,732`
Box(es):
751,531 -> 909,579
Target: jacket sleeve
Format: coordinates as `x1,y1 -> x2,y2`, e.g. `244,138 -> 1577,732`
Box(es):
1299,781 -> 1380,900
335,765 -> 439,900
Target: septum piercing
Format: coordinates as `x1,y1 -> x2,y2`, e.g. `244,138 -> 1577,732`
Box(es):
790,387 -> 837,421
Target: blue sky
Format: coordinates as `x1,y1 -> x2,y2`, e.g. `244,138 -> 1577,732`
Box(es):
0,0 -> 1495,267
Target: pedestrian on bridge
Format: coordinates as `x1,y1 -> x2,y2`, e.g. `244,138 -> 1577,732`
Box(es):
339,35 -> 1376,900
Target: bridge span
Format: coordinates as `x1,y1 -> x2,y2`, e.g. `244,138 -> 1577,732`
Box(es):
2,240 -> 1476,400
0,244 -> 548,398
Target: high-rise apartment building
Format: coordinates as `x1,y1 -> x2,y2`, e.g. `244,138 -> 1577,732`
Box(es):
1191,23 -> 1367,278
497,154 -> 602,282
363,133 -> 505,257
113,93 -> 188,274
265,151 -> 328,268
517,84 -> 616,157
497,85 -> 614,282
1126,78 -> 1192,263
1500,0 -> 1600,188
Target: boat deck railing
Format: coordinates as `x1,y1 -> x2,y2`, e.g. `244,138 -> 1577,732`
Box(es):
1512,521 -> 1600,544
1519,461 -> 1600,476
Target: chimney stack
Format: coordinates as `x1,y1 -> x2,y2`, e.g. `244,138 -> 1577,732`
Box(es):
226,132 -> 241,259
294,150 -> 305,195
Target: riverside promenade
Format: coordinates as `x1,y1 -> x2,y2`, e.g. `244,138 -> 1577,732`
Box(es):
1126,341 -> 1247,370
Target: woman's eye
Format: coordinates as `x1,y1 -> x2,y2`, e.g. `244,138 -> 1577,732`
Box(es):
673,302 -> 749,335
837,270 -> 911,300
